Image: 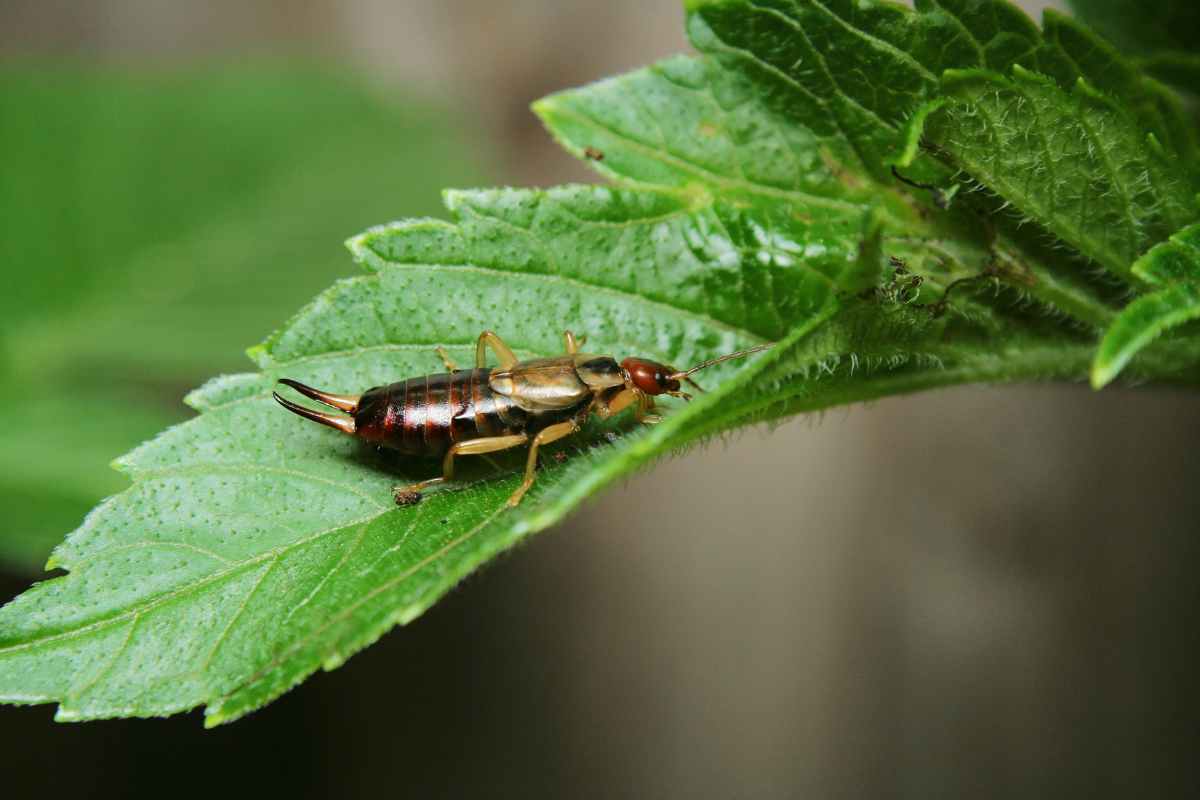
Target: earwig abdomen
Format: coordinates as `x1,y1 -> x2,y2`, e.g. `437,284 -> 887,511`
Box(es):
354,368 -> 532,456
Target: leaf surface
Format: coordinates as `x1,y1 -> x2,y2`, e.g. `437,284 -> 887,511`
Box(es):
926,66 -> 1195,282
3,0 -> 1198,726
0,184 -> 850,725
1092,222 -> 1200,386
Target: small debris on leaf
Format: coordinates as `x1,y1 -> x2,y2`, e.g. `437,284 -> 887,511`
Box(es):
394,489 -> 423,507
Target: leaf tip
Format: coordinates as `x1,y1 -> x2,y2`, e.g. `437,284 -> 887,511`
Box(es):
244,343 -> 271,368
181,387 -> 206,412
53,706 -> 80,723
1090,360 -> 1118,390
442,187 -> 471,212
887,98 -> 947,169
344,231 -> 371,263
529,95 -> 556,121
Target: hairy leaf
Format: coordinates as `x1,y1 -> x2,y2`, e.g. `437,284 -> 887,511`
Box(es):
680,0 -> 1151,326
927,65 -> 1196,282
1092,222 -> 1200,386
1092,283 -> 1200,388
2,0 -> 1198,726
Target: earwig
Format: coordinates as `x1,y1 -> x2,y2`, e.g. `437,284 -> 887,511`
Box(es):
274,330 -> 772,507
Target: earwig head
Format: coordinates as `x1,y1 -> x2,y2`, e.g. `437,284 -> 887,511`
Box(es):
620,357 -> 681,396
623,342 -> 776,398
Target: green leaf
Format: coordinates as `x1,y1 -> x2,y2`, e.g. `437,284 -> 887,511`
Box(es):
1037,9 -> 1199,168
0,181 -> 1096,726
3,0 -> 1198,726
926,65 -> 1196,282
1133,222 -> 1200,285
1092,222 -> 1200,387
1134,51 -> 1200,96
683,0 -> 1200,307
1092,282 -> 1200,387
1068,0 -> 1200,91
681,0 -> 1154,174
0,182 -> 852,725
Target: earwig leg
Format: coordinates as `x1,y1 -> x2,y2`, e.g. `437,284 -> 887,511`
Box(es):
595,387 -> 639,419
394,433 -> 528,503
563,330 -> 586,355
634,393 -> 661,425
508,420 -> 579,507
475,330 -> 519,369
435,346 -> 458,372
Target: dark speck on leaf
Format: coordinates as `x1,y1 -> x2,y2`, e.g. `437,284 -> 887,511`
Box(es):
394,489 -> 422,507
584,146 -> 604,161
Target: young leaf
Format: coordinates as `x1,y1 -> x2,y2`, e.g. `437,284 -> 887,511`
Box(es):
926,65 -> 1196,282
1092,283 -> 1200,388
1092,222 -> 1200,387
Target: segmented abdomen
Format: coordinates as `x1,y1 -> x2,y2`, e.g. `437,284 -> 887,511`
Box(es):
353,368 -> 525,455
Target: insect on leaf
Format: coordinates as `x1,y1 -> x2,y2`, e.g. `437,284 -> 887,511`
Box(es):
3,0 -> 1199,727
0,184 -> 851,726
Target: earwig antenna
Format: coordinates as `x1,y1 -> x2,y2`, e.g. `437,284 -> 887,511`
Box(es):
668,342 -> 774,381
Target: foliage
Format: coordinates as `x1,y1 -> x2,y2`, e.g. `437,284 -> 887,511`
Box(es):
1068,0 -> 1200,91
2,0 -> 1198,725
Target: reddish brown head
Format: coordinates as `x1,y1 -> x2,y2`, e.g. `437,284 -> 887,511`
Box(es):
622,342 -> 776,399
621,357 -> 681,396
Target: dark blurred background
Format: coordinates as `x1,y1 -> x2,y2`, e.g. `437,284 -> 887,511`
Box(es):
2,1 -> 1198,797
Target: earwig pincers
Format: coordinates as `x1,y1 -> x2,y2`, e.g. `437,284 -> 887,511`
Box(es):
273,330 -> 772,508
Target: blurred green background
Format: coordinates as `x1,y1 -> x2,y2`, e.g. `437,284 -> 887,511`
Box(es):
3,1 -> 1199,798
0,63 -> 485,569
